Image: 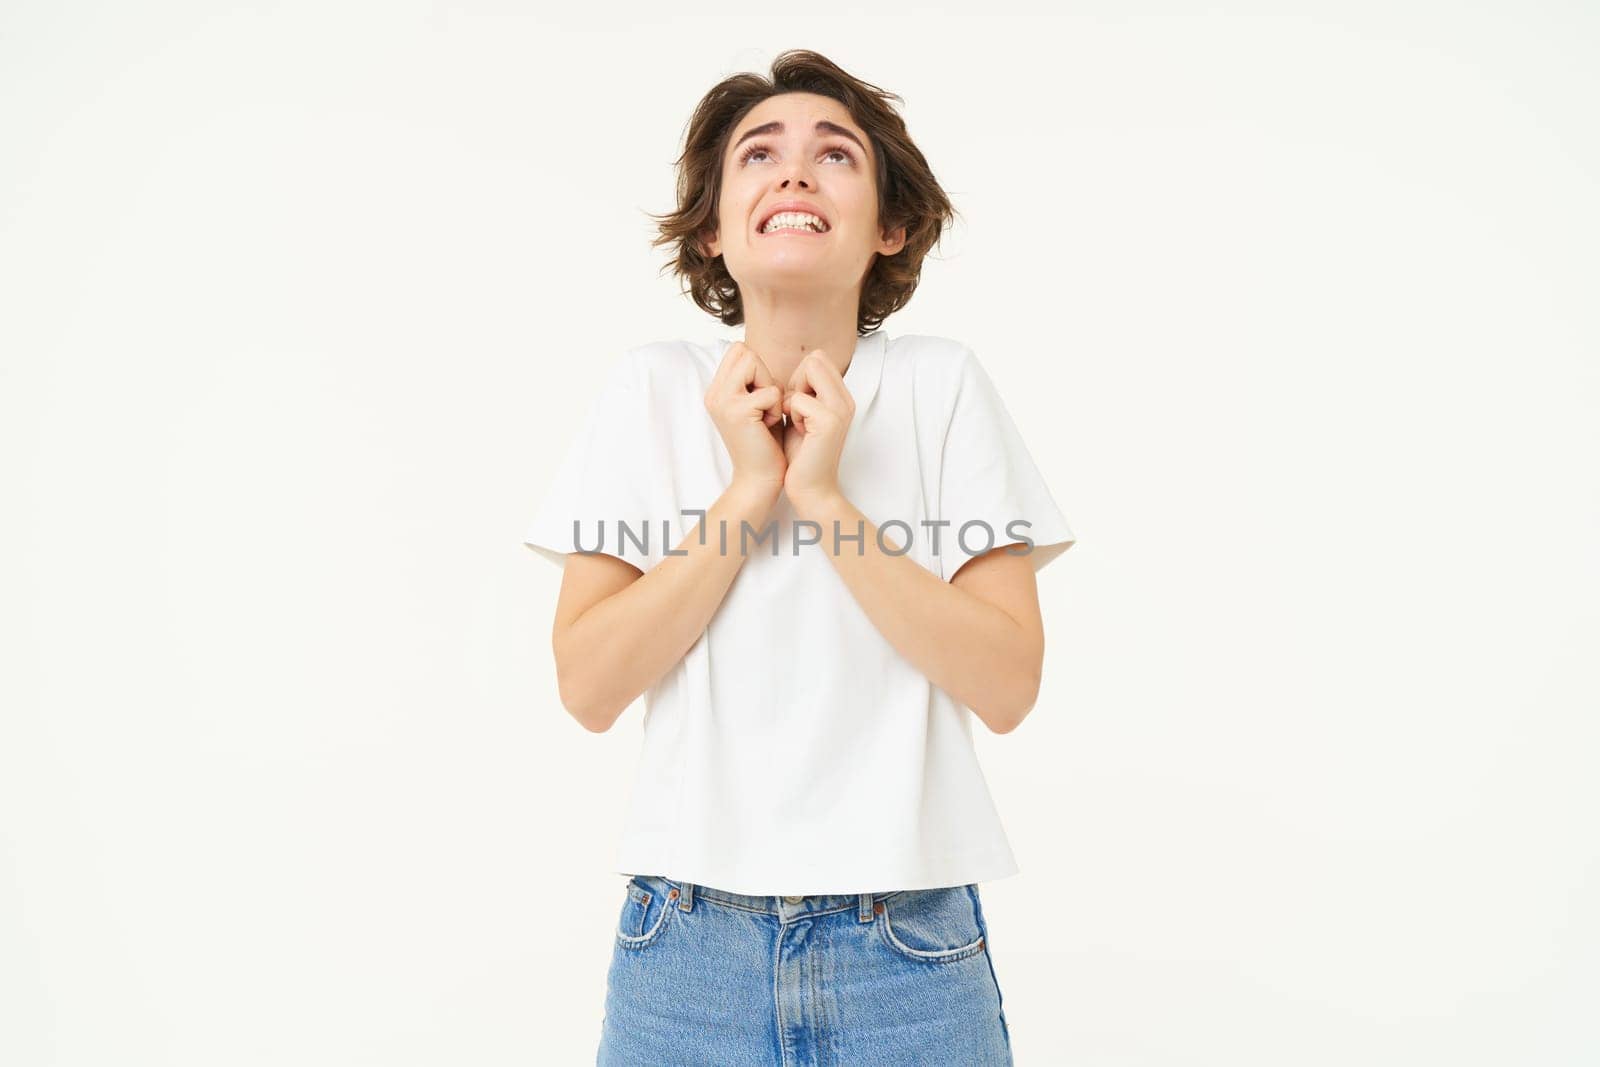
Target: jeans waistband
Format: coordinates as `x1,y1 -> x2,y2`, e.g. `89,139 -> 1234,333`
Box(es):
637,873 -> 906,923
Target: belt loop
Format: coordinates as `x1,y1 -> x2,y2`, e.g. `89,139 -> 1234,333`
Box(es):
678,880 -> 695,912
858,892 -> 874,923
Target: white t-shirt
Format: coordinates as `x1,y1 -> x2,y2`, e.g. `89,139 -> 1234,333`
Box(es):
523,330 -> 1076,895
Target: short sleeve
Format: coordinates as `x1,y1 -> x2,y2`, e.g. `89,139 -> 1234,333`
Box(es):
935,346 -> 1077,582
522,349 -> 662,573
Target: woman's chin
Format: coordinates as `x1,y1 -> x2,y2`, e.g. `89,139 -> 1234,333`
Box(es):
737,260 -> 837,287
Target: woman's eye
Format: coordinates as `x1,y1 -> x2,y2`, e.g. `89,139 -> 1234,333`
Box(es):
738,143 -> 855,166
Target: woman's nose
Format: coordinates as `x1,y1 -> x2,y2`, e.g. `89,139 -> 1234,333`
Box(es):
779,161 -> 813,188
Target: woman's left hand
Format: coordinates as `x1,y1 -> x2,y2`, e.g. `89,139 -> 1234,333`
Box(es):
781,351 -> 856,516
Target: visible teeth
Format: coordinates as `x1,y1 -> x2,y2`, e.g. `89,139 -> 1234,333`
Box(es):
761,212 -> 826,234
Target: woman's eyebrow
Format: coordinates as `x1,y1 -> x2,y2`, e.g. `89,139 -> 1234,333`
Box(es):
731,120 -> 866,156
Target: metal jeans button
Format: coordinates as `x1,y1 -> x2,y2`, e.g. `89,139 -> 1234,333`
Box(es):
783,895 -> 804,904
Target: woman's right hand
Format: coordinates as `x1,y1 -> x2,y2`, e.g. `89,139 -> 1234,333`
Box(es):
704,341 -> 786,497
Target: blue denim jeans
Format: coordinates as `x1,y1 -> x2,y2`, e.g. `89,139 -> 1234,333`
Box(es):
597,874 -> 1014,1065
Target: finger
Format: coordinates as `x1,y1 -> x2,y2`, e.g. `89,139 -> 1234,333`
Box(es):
742,365 -> 785,428
733,348 -> 784,423
783,390 -> 832,434
712,341 -> 773,401
787,354 -> 853,415
785,355 -> 812,397
744,349 -> 779,391
787,350 -> 851,409
738,349 -> 765,391
747,384 -> 782,419
798,352 -> 853,411
710,346 -> 774,414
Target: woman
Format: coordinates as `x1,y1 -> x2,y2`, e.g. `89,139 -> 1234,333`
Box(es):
523,50 -> 1076,1065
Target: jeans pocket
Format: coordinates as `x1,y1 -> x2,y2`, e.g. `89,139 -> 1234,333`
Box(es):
615,875 -> 675,950
875,885 -> 987,964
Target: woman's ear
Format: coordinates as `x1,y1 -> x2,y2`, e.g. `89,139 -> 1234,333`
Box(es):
699,227 -> 721,259
878,224 -> 907,257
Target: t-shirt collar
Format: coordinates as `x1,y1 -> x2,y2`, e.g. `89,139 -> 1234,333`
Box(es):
841,329 -> 887,415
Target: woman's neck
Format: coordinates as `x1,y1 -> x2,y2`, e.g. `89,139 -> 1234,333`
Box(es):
737,287 -> 863,386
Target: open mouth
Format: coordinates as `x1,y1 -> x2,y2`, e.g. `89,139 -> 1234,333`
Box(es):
757,210 -> 830,236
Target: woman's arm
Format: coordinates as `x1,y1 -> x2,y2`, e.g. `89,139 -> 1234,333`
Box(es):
779,351 -> 1050,734
796,491 -> 1046,735
550,478 -> 778,733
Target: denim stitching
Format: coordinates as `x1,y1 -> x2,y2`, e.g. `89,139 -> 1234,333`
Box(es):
969,884 -> 1012,1051
615,882 -> 674,949
654,877 -> 905,920
877,891 -> 987,963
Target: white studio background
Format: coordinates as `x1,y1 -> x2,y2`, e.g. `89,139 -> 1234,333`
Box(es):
3,3 -> 1596,1065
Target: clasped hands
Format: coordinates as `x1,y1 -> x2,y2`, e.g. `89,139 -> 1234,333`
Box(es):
704,340 -> 856,517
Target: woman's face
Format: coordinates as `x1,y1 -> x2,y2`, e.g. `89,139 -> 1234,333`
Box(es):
704,92 -> 904,295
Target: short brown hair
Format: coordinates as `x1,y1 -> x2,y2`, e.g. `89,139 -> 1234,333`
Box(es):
647,50 -> 960,336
